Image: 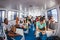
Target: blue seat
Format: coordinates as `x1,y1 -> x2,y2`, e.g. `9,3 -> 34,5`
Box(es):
7,35 -> 13,40
14,35 -> 22,40
7,35 -> 22,40
6,31 -> 22,40
39,32 -> 47,40
5,32 -> 13,40
47,36 -> 54,40
29,23 -> 36,34
24,23 -> 36,40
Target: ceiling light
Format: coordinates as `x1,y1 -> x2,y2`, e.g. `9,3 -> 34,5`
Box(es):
49,0 -> 55,7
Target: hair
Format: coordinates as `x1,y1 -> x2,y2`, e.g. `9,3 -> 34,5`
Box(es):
16,17 -> 19,24
28,19 -> 31,23
36,17 -> 40,21
40,17 -> 45,22
48,16 -> 53,20
4,18 -> 7,23
43,16 -> 45,18
20,20 -> 23,23
24,17 -> 27,23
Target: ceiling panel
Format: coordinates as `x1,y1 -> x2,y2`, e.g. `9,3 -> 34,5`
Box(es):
0,0 -> 59,10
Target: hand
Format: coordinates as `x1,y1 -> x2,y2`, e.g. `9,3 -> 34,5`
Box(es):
52,30 -> 55,33
48,28 -> 50,30
15,34 -> 20,36
42,31 -> 46,35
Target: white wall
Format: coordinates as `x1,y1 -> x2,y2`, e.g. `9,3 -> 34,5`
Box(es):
57,5 -> 60,37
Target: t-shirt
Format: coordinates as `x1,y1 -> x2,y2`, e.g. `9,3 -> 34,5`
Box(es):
36,21 -> 46,29
46,21 -> 55,30
2,23 -> 11,31
2,23 -> 11,40
23,23 -> 28,29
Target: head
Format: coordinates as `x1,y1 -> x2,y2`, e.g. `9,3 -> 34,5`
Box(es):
48,16 -> 53,22
36,17 -> 39,22
24,17 -> 26,20
24,17 -> 27,23
38,16 -> 40,19
40,17 -> 45,24
16,17 -> 19,25
43,16 -> 45,18
4,18 -> 8,25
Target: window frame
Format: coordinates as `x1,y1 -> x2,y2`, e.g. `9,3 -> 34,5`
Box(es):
47,8 -> 58,22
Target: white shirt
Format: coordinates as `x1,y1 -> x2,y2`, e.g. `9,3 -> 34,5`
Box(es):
2,23 -> 11,40
2,23 -> 11,31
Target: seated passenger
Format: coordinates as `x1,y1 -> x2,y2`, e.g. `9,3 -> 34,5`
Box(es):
35,16 -> 41,37
3,18 -> 11,32
46,16 -> 55,30
2,18 -> 12,40
36,17 -> 47,40
15,17 -> 19,26
27,16 -> 32,23
23,17 -> 28,29
8,17 -> 22,40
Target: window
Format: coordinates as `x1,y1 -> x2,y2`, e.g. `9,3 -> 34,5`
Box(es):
47,10 -> 52,17
8,11 -> 12,21
0,10 -> 5,23
0,11 -> 2,23
8,11 -> 17,21
19,11 -> 23,18
14,12 -> 17,20
2,11 -> 5,22
47,9 -> 58,22
51,9 -> 58,22
17,12 -> 19,17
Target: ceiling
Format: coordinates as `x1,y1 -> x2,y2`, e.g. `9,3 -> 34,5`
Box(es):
0,0 -> 60,10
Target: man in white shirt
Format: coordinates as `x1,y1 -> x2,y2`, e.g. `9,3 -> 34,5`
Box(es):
2,18 -> 11,40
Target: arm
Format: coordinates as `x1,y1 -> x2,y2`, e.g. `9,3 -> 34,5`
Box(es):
36,26 -> 43,32
8,31 -> 19,37
45,26 -> 46,31
44,23 -> 47,31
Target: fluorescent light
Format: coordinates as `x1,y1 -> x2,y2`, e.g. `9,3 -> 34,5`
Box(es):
49,1 -> 55,7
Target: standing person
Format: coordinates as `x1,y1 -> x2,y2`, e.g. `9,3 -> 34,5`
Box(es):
36,17 -> 47,40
